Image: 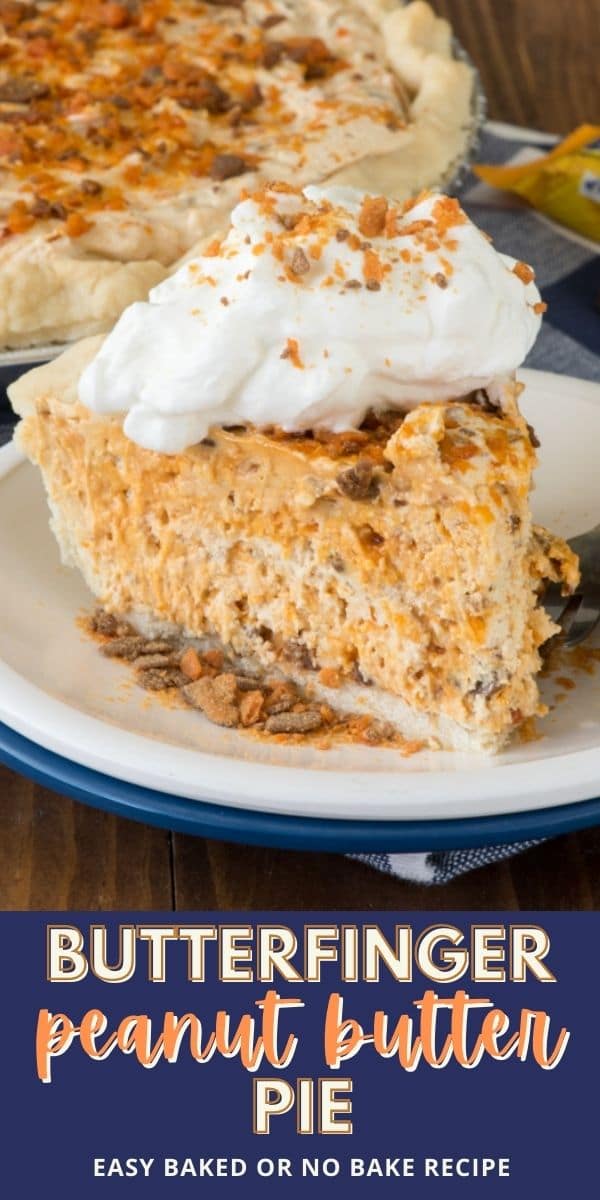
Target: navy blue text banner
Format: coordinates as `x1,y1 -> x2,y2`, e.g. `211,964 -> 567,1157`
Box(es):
3,912 -> 595,1196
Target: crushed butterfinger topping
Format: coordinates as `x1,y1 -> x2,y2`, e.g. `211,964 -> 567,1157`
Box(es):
289,247 -> 311,275
226,183 -> 474,292
281,337 -> 304,368
363,248 -> 384,289
65,211 -> 94,238
180,646 -> 203,680
513,261 -> 536,285
239,690 -> 265,726
85,609 -> 421,751
265,710 -> 323,734
358,195 -> 388,238
183,673 -> 240,727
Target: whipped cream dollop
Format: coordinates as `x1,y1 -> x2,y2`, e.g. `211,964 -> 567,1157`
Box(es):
79,184 -> 543,454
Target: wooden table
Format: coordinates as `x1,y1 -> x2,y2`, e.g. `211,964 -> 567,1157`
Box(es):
1,0 -> 598,911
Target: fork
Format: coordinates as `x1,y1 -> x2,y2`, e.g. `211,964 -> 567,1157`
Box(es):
543,523 -> 600,647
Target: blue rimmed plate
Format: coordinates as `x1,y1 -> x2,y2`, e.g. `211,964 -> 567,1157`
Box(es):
0,368 -> 599,848
2,719 -> 600,852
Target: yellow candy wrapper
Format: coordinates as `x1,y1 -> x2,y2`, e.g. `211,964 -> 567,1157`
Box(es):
474,124 -> 600,243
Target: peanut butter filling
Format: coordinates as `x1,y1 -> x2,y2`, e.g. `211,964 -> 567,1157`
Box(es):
16,378 -> 578,748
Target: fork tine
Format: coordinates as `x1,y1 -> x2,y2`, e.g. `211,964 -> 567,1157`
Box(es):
542,522 -> 600,649
543,583 -> 571,624
564,600 -> 600,648
543,587 -> 600,648
554,593 -> 583,639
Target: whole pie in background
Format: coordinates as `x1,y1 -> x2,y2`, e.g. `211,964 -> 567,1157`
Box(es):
0,0 -> 476,349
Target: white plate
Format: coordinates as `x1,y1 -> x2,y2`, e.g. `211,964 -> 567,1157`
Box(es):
0,367 -> 599,822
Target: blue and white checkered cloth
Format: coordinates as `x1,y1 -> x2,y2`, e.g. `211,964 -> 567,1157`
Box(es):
1,125 -> 598,883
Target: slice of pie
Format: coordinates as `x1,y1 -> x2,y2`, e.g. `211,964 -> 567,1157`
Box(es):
8,184 -> 578,753
0,0 -> 476,348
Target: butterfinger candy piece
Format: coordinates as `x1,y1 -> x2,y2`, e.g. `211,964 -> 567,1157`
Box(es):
265,709 -> 323,734
182,673 -> 239,726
